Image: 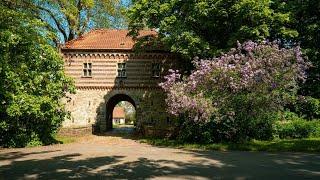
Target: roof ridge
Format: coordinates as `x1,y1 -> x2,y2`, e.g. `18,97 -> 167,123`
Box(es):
62,29 -> 158,50
64,30 -> 96,47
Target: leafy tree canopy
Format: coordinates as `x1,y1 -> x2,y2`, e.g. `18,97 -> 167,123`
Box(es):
3,0 -> 129,43
127,0 -> 298,59
280,0 -> 320,97
0,4 -> 75,147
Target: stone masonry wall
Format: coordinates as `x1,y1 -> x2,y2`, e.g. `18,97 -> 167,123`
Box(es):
63,88 -> 175,133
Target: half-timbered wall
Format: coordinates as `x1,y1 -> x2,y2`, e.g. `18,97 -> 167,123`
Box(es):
63,52 -> 175,88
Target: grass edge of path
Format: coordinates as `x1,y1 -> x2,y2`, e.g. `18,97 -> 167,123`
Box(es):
139,137 -> 320,153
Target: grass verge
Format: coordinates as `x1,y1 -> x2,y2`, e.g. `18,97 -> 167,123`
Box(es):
140,138 -> 320,153
24,135 -> 77,148
54,135 -> 77,144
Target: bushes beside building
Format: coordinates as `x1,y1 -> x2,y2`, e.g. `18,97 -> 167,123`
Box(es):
161,41 -> 317,143
174,115 -> 320,144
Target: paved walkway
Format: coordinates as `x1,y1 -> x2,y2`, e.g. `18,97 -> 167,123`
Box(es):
0,135 -> 320,179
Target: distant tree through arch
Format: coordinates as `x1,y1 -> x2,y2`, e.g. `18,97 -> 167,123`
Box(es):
106,94 -> 136,130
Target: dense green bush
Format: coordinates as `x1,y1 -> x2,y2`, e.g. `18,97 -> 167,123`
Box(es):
273,120 -> 320,139
276,111 -> 302,121
0,6 -> 74,147
177,112 -> 275,143
295,96 -> 320,120
273,111 -> 320,139
176,112 -> 320,143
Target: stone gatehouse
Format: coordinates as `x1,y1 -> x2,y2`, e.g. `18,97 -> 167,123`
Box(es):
60,29 -> 177,133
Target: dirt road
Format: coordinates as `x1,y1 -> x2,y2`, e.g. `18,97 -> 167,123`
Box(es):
1,135 -> 319,179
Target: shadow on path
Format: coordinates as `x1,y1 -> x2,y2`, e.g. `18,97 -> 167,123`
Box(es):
95,124 -> 141,140
1,146 -> 320,179
110,125 -> 135,134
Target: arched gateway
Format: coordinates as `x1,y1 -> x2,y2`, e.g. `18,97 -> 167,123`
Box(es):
105,94 -> 136,130
60,29 -> 178,134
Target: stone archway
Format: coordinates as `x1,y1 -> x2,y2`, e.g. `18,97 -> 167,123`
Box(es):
105,94 -> 137,131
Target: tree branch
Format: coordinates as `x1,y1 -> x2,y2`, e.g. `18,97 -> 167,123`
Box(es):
79,7 -> 91,36
36,5 -> 68,42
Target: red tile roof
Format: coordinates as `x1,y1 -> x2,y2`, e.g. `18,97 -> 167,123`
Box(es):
113,107 -> 125,119
63,29 -> 157,50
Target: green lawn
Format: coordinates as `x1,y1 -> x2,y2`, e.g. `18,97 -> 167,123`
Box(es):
140,138 -> 320,153
54,135 -> 77,144
24,135 -> 77,147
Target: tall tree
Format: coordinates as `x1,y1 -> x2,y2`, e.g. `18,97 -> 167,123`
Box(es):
2,0 -> 129,43
36,0 -> 121,42
127,0 -> 297,59
284,0 -> 319,98
0,4 -> 74,147
96,0 -> 131,29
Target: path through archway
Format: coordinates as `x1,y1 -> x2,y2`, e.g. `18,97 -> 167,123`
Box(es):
105,94 -> 136,131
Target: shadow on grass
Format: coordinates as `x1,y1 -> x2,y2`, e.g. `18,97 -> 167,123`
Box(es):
244,139 -> 320,152
56,125 -> 320,153
141,138 -> 320,153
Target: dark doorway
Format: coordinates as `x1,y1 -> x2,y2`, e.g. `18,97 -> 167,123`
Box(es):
105,94 -> 136,131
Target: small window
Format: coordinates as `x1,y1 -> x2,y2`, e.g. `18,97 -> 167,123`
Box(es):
83,62 -> 92,77
117,63 -> 126,78
152,63 -> 161,78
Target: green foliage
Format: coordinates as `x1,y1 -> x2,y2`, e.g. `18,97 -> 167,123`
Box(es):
1,0 -> 127,43
175,110 -> 320,144
26,133 -> 43,147
295,96 -> 320,120
126,111 -> 136,124
292,0 -> 320,98
142,137 -> 320,153
273,0 -> 320,98
161,42 -> 307,143
54,135 -> 77,144
273,120 -> 320,139
127,0 -> 297,59
273,110 -> 320,139
175,111 -> 320,144
0,6 -> 74,147
276,111 -> 302,121
176,113 -> 275,144
175,117 -> 211,144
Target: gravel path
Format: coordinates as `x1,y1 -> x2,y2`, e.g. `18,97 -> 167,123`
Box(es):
1,135 -> 320,179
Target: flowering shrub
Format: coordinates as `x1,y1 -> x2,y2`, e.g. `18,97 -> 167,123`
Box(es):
160,41 -> 309,142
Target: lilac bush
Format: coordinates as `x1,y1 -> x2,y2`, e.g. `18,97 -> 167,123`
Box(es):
160,41 -> 309,141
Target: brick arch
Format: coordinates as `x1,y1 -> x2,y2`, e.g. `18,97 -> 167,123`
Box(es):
105,93 -> 137,131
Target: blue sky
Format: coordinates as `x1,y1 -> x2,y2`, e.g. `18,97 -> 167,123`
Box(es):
43,0 -> 133,43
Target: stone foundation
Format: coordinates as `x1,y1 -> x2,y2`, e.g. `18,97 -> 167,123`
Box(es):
63,88 -> 175,134
58,126 -> 93,137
